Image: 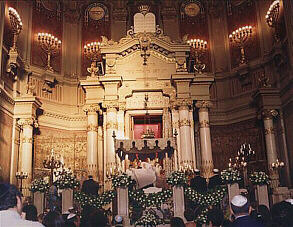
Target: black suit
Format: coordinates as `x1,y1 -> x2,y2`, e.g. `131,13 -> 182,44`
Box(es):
81,179 -> 100,196
208,174 -> 222,190
228,215 -> 264,227
190,175 -> 207,193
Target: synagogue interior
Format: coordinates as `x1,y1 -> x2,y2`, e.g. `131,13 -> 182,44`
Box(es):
0,0 -> 293,226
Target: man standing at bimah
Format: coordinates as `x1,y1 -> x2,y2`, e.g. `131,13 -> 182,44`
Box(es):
81,175 -> 100,196
0,183 -> 44,227
190,169 -> 207,193
208,169 -> 222,190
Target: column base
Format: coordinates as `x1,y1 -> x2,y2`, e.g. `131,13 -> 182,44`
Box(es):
201,161 -> 214,178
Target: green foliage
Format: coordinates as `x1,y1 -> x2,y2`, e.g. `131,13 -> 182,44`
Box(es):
30,178 -> 49,193
249,171 -> 270,185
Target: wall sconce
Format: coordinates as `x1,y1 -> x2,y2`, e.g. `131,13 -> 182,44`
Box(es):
265,0 -> 280,42
229,25 -> 253,65
187,38 -> 207,74
37,32 -> 61,72
84,41 -> 102,77
271,159 -> 284,169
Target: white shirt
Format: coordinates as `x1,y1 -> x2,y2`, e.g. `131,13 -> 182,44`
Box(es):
0,210 -> 44,227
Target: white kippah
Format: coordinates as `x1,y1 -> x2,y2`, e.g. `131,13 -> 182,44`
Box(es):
285,199 -> 293,205
115,215 -> 123,222
67,213 -> 76,220
62,211 -> 70,215
213,169 -> 219,173
194,169 -> 200,173
231,195 -> 247,207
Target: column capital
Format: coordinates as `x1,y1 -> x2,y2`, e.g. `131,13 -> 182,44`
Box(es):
102,100 -> 119,112
118,102 -> 126,111
261,109 -> 278,120
17,118 -> 38,128
87,124 -> 98,132
175,99 -> 193,110
195,100 -> 213,110
83,104 -> 101,114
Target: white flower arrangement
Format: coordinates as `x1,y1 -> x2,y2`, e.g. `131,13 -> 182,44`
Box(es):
167,171 -> 187,187
112,173 -> 135,189
249,171 -> 270,185
54,172 -> 80,190
74,190 -> 116,208
221,169 -> 242,184
30,178 -> 49,193
134,210 -> 164,226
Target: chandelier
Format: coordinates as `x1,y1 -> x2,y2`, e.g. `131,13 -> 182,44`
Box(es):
187,38 -> 208,74
37,32 -> 62,72
229,25 -> 253,65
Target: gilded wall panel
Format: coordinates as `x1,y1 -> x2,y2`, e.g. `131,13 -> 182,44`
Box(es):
34,127 -> 87,179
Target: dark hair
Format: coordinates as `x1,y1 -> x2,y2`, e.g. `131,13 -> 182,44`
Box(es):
23,204 -> 38,221
170,217 -> 185,227
207,208 -> 224,227
88,208 -> 108,227
256,205 -> 271,225
184,209 -> 195,222
43,211 -> 64,227
231,200 -> 250,215
88,175 -> 93,179
0,184 -> 22,211
271,201 -> 293,227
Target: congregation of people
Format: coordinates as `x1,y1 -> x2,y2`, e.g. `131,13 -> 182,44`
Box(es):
1,168 -> 293,227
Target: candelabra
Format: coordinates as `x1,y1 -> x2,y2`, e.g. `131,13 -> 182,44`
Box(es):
265,0 -> 280,41
271,159 -> 284,169
179,163 -> 194,178
37,33 -> 61,72
15,171 -> 28,193
8,7 -> 22,51
139,33 -> 151,66
187,39 -> 207,74
229,26 -> 253,65
84,42 -> 102,77
43,149 -> 63,185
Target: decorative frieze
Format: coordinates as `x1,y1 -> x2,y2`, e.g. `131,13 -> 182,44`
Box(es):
18,118 -> 38,128
43,111 -> 87,122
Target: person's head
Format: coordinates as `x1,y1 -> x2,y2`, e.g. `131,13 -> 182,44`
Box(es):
207,208 -> 224,227
88,175 -> 93,180
88,208 -> 108,227
194,169 -> 200,176
213,169 -> 219,175
271,201 -> 293,226
230,195 -> 251,217
65,213 -> 80,227
170,217 -> 185,227
184,209 -> 195,222
0,183 -> 22,214
22,204 -> 38,221
256,205 -> 271,224
42,211 -> 64,227
114,215 -> 123,226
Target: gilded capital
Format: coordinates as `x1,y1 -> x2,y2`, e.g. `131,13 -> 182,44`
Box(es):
87,124 -> 98,132
17,118 -> 38,128
102,101 -> 119,112
83,104 -> 101,114
179,119 -> 191,127
119,102 -> 126,111
262,109 -> 278,120
196,100 -> 213,110
199,120 -> 210,128
176,99 -> 193,110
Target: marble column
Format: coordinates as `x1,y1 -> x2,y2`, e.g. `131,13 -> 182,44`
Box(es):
105,103 -> 118,173
262,109 -> 279,189
171,106 -> 181,170
189,109 -> 196,169
196,101 -> 214,178
17,118 -> 36,196
178,100 -> 193,167
84,105 -> 100,179
163,107 -> 172,138
97,125 -> 104,183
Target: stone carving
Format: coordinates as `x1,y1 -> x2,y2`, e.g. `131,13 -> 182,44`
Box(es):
199,120 -> 210,128
87,124 -> 98,132
179,119 -> 191,127
196,100 -> 213,110
261,109 -> 278,119
83,104 -> 101,114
